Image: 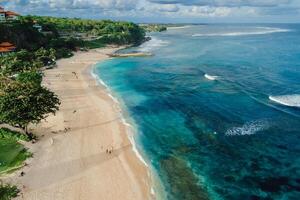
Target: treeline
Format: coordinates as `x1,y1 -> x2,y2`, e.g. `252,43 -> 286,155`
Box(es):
0,16 -> 145,50
23,16 -> 146,44
0,16 -> 146,59
0,22 -> 77,59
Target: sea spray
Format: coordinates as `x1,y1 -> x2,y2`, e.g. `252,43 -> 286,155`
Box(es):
225,120 -> 269,136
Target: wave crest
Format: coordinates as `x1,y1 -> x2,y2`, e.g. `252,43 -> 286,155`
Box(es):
192,27 -> 290,37
167,25 -> 192,30
138,37 -> 169,52
225,120 -> 269,136
204,74 -> 218,81
269,94 -> 300,108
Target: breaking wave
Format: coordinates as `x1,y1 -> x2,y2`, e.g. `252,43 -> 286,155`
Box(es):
138,37 -> 169,52
167,25 -> 192,30
269,94 -> 300,108
192,27 -> 290,37
204,73 -> 219,81
225,120 -> 269,136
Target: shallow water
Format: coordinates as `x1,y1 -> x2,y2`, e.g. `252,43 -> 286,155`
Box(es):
95,24 -> 300,200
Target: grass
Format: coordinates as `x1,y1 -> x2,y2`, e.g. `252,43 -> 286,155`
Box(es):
0,184 -> 19,200
0,128 -> 32,174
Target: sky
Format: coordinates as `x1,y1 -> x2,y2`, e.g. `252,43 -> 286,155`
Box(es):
0,0 -> 300,23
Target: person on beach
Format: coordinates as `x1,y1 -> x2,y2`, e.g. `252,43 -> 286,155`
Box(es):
72,71 -> 78,79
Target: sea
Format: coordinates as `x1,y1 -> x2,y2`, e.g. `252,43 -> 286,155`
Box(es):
93,24 -> 300,200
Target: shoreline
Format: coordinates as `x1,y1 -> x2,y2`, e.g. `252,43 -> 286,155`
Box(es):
12,46 -> 153,200
89,68 -> 150,169
90,51 -> 166,200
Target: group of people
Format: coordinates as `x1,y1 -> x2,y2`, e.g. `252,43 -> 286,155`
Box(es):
106,146 -> 114,154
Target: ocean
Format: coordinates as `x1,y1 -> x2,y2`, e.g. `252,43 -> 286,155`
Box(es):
94,24 -> 300,200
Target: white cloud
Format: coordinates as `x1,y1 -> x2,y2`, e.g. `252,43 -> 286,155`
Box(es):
0,0 -> 299,22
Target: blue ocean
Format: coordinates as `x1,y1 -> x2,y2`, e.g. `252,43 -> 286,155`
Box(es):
94,24 -> 300,200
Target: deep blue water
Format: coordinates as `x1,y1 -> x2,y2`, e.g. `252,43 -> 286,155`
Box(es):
94,24 -> 300,200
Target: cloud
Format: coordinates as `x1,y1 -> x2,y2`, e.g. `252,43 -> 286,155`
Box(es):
0,0 -> 299,22
157,4 -> 179,12
1,0 -> 138,11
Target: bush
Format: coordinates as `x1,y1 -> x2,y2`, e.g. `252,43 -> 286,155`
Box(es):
55,48 -> 74,58
16,71 -> 43,86
0,128 -> 30,142
0,184 -> 19,200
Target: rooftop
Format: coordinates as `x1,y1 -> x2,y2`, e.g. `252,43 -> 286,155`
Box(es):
5,11 -> 19,16
0,47 -> 12,53
0,42 -> 16,53
0,42 -> 14,47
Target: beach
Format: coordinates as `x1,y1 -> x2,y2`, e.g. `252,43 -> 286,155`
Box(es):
13,47 -> 153,200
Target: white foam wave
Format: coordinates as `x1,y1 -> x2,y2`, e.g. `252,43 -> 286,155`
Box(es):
204,73 -> 218,81
91,68 -> 150,168
269,94 -> 300,108
91,70 -> 109,88
167,25 -> 191,30
192,27 -> 290,37
151,188 -> 155,195
138,37 -> 169,52
121,118 -> 133,128
127,131 -> 149,167
225,120 -> 269,136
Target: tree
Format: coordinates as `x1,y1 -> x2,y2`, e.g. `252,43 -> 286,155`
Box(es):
16,71 -> 43,86
0,77 -> 60,137
34,47 -> 56,66
0,184 -> 19,200
0,50 -> 43,76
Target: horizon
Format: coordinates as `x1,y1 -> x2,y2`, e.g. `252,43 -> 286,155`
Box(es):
1,0 -> 300,24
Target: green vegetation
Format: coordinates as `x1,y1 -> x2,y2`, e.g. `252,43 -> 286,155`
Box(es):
0,48 -> 55,76
0,184 -> 19,200
21,16 -> 146,45
0,21 -> 48,51
82,39 -> 105,49
141,24 -> 167,32
0,76 -> 60,137
0,128 -> 31,174
0,128 -> 30,142
0,16 -> 146,57
16,71 -> 43,86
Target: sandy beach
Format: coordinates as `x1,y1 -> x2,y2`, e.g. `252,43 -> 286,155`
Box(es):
12,47 -> 153,200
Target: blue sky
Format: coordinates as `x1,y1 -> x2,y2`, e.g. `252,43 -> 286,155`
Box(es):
1,0 -> 300,23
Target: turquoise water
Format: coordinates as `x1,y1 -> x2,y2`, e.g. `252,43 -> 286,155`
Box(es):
94,24 -> 300,200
